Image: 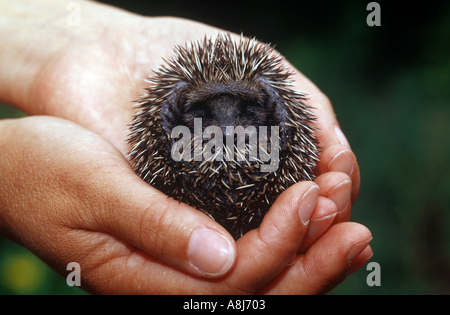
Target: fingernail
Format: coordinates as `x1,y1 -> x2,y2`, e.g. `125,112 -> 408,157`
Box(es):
347,238 -> 373,263
328,180 -> 352,213
299,184 -> 319,225
328,149 -> 354,177
308,213 -> 338,239
335,125 -> 350,147
188,228 -> 235,277
287,253 -> 297,266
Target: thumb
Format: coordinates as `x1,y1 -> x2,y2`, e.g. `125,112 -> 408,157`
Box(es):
85,174 -> 237,278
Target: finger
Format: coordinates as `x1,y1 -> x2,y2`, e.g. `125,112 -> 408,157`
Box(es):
223,181 -> 319,293
289,69 -> 360,204
314,171 -> 352,223
319,244 -> 374,294
259,222 -> 373,294
317,144 -> 360,204
297,196 -> 338,253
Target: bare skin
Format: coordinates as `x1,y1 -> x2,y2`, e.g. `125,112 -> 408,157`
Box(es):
0,0 -> 371,294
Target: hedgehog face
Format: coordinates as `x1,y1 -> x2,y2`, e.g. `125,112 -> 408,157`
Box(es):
182,93 -> 268,135
177,81 -> 274,148
128,33 -> 320,239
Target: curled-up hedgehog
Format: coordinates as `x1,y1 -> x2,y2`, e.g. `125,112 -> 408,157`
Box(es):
128,33 -> 320,240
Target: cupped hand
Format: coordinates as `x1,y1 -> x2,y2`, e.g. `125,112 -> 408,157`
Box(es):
6,2 -> 359,196
0,116 -> 371,294
8,0 -> 360,238
0,0 -> 370,294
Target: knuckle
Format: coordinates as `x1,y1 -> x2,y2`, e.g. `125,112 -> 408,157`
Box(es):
137,200 -> 176,259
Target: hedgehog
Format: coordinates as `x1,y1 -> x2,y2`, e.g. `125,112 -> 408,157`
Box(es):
127,33 -> 320,240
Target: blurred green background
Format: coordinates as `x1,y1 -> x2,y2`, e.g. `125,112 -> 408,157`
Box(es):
1,0 -> 449,294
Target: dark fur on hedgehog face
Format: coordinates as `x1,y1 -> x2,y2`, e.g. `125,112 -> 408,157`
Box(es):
175,82 -> 276,139
183,94 -> 266,134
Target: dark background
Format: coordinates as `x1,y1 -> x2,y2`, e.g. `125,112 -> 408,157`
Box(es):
1,0 -> 449,294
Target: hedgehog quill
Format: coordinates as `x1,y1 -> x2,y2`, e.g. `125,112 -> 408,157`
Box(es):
128,33 -> 320,240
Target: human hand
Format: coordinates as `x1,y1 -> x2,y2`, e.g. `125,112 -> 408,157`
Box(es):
1,0 -> 360,242
0,116 -> 371,294
0,0 -> 369,294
